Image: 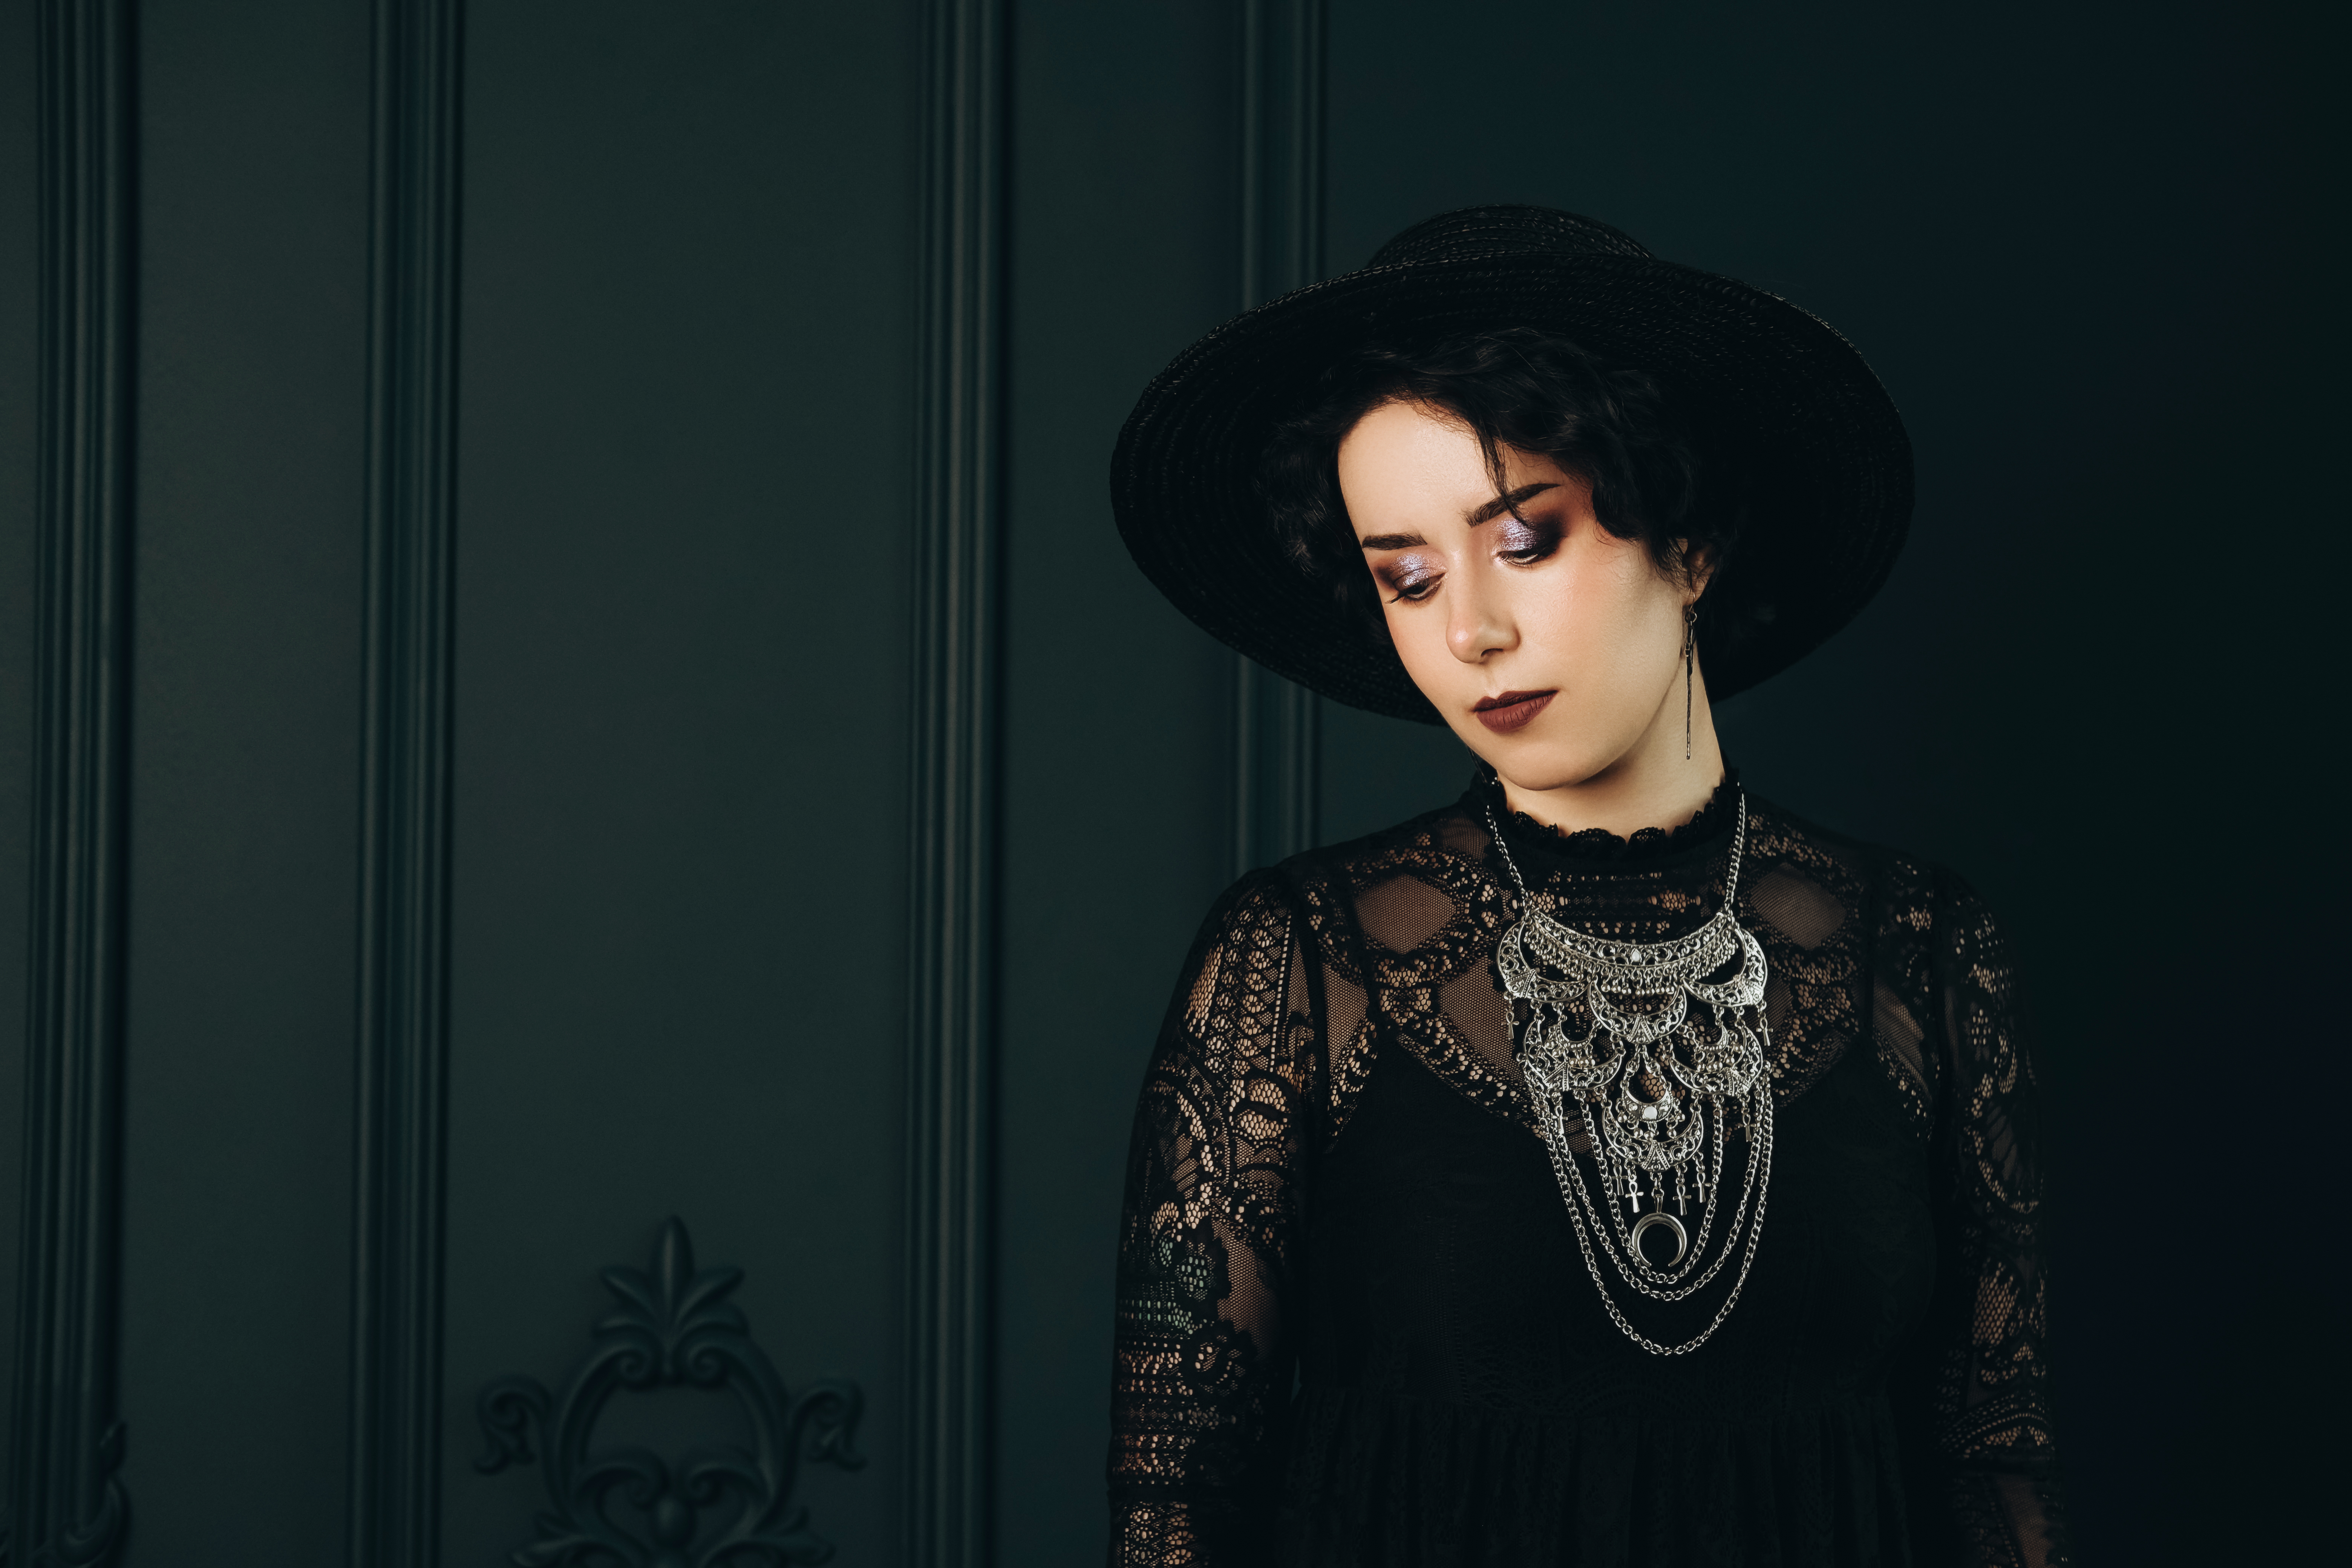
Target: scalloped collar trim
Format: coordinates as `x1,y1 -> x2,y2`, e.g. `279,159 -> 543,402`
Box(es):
1464,767 -> 1740,865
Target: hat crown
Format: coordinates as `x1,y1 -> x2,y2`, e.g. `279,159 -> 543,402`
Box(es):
1367,204 -> 1654,269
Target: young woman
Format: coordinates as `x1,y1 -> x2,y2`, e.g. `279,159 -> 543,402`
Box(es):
1103,208 -> 2067,1567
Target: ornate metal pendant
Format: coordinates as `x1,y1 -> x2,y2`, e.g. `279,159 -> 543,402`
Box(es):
1485,792 -> 1775,1357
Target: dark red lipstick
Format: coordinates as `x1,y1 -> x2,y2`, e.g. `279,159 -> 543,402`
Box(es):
1472,689 -> 1555,733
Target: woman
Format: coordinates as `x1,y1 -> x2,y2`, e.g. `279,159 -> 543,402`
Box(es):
1103,208 -> 2068,1567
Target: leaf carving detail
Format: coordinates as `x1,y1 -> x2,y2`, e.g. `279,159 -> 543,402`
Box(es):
474,1219 -> 864,1566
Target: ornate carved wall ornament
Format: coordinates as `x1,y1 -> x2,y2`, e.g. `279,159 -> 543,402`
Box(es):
474,1219 -> 865,1567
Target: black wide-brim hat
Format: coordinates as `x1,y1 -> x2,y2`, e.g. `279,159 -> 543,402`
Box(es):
1112,206 -> 1913,722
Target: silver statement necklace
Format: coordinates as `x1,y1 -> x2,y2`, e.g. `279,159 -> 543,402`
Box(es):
1484,789 -> 1774,1356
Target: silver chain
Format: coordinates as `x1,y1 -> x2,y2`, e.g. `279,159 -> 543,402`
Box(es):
1483,789 -> 1775,1356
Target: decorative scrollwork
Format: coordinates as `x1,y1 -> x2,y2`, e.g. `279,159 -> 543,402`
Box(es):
0,1420 -> 129,1568
50,1421 -> 127,1568
475,1218 -> 865,1566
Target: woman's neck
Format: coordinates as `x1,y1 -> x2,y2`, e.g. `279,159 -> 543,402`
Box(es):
1496,680 -> 1727,841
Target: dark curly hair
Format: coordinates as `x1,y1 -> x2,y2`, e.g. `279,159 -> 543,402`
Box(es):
1259,328 -> 1743,638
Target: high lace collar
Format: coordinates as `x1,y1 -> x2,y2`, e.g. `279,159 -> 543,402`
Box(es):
1461,765 -> 1740,866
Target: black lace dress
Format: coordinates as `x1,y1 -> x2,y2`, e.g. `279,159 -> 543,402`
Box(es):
1107,775 -> 2069,1567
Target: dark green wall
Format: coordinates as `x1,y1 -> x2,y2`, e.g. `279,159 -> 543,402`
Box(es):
6,0 -> 917,1561
438,2 -> 915,1561
993,6 -> 1239,1562
0,0 -> 2335,1563
118,0 -> 369,1553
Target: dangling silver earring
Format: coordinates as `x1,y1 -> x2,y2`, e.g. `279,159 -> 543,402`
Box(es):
1683,606 -> 1697,761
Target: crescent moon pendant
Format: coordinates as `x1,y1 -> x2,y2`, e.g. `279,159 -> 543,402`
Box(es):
1629,1210 -> 1690,1269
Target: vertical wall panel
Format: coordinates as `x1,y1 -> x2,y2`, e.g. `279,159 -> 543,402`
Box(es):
346,0 -> 463,1558
0,0 -> 39,1491
1229,0 -> 1326,874
906,0 -> 1003,1562
992,4 -> 1238,1565
440,2 -> 915,1561
13,0 -> 137,1557
118,0 -> 371,1557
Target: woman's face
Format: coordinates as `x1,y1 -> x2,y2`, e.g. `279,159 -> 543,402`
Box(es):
1336,399 -> 1703,793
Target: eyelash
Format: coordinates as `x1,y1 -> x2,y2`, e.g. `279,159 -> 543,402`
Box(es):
1385,526 -> 1558,603
1496,517 -> 1560,563
1390,573 -> 1440,603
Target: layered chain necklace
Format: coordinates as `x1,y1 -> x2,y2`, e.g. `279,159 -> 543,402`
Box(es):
1483,789 -> 1774,1356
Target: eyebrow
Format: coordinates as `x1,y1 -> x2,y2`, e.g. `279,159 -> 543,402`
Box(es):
1467,482 -> 1558,526
1358,482 -> 1559,551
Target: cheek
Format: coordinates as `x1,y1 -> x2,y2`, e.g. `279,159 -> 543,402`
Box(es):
1547,547 -> 1666,660
1381,600 -> 1451,682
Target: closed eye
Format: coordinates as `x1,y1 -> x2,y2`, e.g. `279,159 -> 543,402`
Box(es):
1383,565 -> 1441,603
1494,512 -> 1562,565
1369,548 -> 1442,603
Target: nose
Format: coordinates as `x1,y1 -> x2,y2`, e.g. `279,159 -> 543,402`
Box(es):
1447,567 -> 1515,664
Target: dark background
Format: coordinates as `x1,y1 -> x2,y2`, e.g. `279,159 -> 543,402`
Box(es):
0,1 -> 2341,1563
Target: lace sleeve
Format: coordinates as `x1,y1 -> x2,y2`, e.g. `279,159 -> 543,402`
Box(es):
1107,871 -> 1315,1567
1924,878 -> 2074,1567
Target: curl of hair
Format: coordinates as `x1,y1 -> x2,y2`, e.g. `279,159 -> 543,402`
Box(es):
1258,328 -> 1741,639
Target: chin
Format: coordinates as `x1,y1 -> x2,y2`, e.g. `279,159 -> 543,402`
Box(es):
1467,730 -> 1629,795
1496,755 -> 1614,793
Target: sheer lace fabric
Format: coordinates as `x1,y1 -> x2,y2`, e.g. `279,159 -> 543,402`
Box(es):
1109,779 -> 2069,1566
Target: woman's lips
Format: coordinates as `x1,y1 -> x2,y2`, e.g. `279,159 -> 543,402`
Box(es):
1472,689 -> 1556,733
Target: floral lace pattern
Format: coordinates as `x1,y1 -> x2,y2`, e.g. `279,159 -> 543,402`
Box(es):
1108,784 -> 2069,1565
1109,877 -> 1310,1557
1933,887 -> 2068,1565
1290,835 -> 1527,1135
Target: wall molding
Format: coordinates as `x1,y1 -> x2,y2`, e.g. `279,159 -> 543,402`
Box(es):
346,1 -> 464,1563
904,0 -> 1004,1563
6,1 -> 139,1561
1232,0 -> 1328,875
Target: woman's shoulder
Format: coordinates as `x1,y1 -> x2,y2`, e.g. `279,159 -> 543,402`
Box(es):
1741,793 -> 2010,964
1157,802 -> 1493,976
1180,863 -> 1305,961
1282,798 -> 1488,880
1252,801 -> 1510,974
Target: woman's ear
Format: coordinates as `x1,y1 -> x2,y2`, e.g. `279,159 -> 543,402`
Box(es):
1678,541 -> 1718,600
